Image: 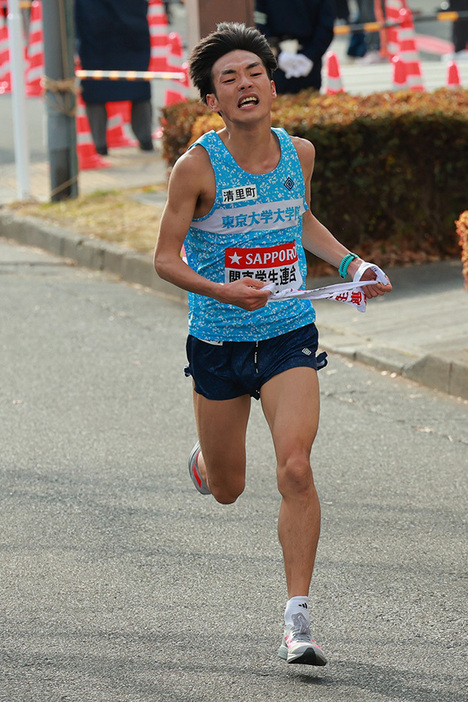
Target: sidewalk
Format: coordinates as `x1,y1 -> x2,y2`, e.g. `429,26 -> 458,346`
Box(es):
1,146 -> 467,401
314,261 -> 468,400
0,143 -> 169,205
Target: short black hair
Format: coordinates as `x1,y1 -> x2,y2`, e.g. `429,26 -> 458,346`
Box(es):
189,22 -> 277,104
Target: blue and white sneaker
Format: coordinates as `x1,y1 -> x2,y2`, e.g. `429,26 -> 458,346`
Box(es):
188,441 -> 210,495
278,612 -> 327,665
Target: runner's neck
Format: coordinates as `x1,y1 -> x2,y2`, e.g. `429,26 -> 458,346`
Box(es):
218,125 -> 280,175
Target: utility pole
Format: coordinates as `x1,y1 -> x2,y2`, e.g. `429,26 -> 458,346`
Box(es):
42,0 -> 78,201
186,0 -> 254,53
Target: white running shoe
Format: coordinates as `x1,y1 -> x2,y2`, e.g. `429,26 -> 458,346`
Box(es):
278,612 -> 327,665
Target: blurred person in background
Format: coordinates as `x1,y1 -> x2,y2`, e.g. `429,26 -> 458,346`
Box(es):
449,0 -> 468,55
164,0 -> 184,25
75,0 -> 154,155
347,0 -> 386,64
255,0 -> 335,94
333,0 -> 350,23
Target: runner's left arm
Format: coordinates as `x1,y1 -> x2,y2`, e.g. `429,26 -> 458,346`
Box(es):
293,137 -> 392,298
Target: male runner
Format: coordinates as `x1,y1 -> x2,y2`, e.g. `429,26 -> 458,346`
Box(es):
154,22 -> 392,666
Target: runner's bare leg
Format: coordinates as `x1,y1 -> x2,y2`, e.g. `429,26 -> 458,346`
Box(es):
261,367 -> 321,597
193,390 -> 251,504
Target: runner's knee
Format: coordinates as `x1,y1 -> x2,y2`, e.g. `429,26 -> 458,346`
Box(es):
204,453 -> 246,504
210,477 -> 245,505
277,453 -> 314,497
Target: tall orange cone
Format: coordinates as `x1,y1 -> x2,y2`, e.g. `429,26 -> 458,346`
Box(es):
164,64 -> 190,105
164,32 -> 189,105
106,102 -> 137,148
0,21 -> 11,94
392,55 -> 408,90
385,0 -> 406,59
446,61 -> 461,88
148,0 -> 170,72
325,52 -> 344,95
76,95 -> 111,170
397,7 -> 424,91
25,0 -> 44,96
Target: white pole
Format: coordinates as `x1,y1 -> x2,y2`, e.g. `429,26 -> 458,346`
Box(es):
7,0 -> 30,200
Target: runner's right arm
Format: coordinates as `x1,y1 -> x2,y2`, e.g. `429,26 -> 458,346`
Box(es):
154,148 -> 270,312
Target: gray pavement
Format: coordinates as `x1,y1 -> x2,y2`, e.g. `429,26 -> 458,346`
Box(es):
1,237 -> 467,702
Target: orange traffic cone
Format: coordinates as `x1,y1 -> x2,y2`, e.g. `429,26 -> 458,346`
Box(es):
25,0 -> 44,96
446,60 -> 461,88
76,95 -> 111,170
0,21 -> 11,94
392,55 -> 408,90
385,0 -> 406,58
325,52 -> 344,95
164,72 -> 189,105
164,32 -> 189,105
148,0 -> 170,72
397,7 -> 424,91
106,102 -> 137,148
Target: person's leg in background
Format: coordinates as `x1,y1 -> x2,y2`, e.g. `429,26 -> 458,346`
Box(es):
131,100 -> 154,152
360,0 -> 380,55
333,0 -> 350,23
85,102 -> 108,155
347,1 -> 367,59
450,1 -> 468,53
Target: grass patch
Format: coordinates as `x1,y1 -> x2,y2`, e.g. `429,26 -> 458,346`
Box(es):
5,185 -> 167,254
4,182 -> 449,274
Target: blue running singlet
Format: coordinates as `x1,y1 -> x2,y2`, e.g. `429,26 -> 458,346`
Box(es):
184,127 -> 316,342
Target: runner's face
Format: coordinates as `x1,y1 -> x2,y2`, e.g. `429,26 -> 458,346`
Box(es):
206,50 -> 276,121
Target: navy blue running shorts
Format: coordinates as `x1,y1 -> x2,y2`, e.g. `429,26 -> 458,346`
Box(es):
184,323 -> 328,401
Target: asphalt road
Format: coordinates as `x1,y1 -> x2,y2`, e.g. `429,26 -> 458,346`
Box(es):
1,238 -> 467,702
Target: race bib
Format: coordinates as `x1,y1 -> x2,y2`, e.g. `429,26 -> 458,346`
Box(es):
224,242 -> 303,290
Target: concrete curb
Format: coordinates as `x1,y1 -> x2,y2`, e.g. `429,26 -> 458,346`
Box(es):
0,209 -> 187,305
319,337 -> 468,401
1,209 -> 467,401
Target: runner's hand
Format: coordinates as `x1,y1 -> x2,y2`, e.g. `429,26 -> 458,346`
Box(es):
357,265 -> 392,299
216,277 -> 271,311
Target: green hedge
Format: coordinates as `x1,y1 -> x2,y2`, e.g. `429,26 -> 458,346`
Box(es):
160,89 -> 468,261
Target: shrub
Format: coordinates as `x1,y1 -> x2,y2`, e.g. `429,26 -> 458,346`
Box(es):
159,100 -> 209,166
160,89 -> 468,266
